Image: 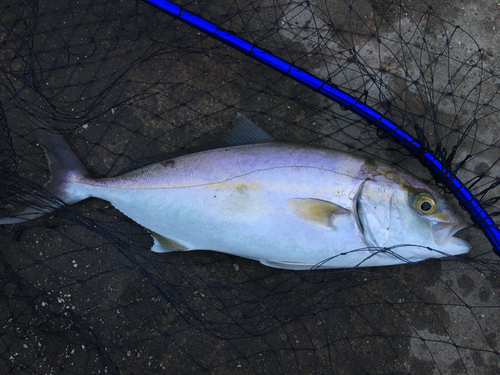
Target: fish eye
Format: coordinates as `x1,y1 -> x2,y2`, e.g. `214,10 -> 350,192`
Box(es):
413,193 -> 436,214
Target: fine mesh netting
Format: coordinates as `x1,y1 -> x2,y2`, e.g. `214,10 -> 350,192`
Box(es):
1,0 -> 499,374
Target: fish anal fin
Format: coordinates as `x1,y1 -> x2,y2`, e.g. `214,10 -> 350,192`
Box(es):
260,259 -> 314,270
150,230 -> 188,253
286,198 -> 349,227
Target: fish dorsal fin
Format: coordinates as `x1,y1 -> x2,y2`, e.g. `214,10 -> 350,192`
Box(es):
286,198 -> 349,227
219,113 -> 274,147
150,230 -> 188,253
120,113 -> 274,174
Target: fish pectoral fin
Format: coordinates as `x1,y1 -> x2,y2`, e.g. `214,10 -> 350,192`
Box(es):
260,259 -> 315,270
286,198 -> 349,227
150,231 -> 188,253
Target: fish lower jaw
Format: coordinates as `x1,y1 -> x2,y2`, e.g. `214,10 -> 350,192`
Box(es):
443,236 -> 471,255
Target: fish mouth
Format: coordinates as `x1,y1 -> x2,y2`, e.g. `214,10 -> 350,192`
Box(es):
432,221 -> 469,246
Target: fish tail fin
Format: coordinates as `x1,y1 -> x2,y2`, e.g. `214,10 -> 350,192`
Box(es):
0,119 -> 89,224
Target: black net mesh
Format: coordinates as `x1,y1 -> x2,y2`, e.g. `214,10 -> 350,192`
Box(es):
1,0 -> 499,373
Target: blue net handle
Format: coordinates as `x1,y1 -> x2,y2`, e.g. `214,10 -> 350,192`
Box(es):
143,0 -> 500,258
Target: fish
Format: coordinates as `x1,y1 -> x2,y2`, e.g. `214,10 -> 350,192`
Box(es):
0,114 -> 470,269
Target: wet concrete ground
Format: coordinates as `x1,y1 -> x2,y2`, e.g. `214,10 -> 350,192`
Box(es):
0,0 -> 499,374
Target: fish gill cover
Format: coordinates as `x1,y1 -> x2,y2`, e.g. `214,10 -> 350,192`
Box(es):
0,0 -> 499,374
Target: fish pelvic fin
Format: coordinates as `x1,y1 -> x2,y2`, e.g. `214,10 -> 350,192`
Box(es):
150,230 -> 189,253
0,119 -> 89,224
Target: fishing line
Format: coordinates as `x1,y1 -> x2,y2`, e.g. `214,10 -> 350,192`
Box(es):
142,0 -> 500,257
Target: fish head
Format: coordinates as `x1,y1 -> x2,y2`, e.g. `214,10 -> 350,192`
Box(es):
355,168 -> 471,264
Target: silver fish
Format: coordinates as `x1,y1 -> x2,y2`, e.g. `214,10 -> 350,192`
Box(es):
0,114 -> 470,269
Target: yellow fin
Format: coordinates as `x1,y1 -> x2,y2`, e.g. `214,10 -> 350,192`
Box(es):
150,230 -> 188,253
286,198 -> 349,227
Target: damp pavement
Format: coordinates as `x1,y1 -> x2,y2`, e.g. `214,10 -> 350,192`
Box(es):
1,0 -> 499,374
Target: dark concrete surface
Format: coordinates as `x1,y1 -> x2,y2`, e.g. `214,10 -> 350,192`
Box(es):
0,0 -> 499,374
